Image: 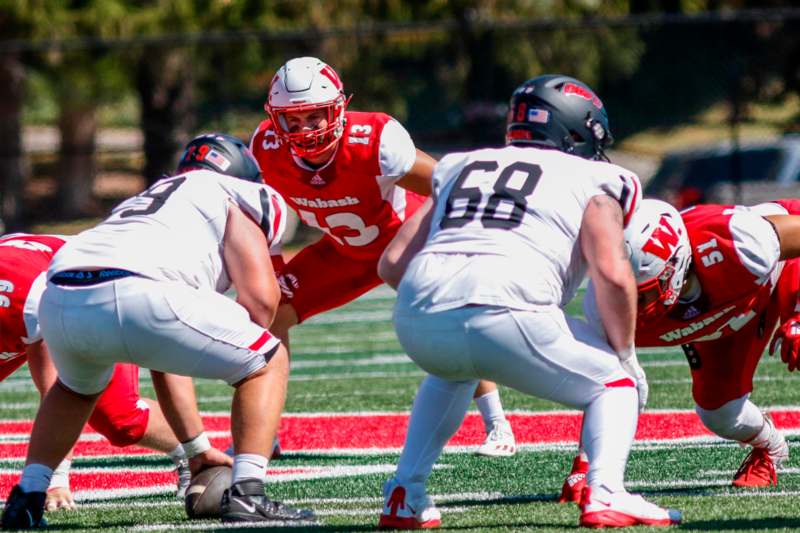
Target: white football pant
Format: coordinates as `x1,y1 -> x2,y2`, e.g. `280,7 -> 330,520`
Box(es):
39,277 -> 279,395
393,301 -> 638,492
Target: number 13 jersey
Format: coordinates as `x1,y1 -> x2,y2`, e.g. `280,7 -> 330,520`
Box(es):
416,146 -> 641,311
250,111 -> 425,261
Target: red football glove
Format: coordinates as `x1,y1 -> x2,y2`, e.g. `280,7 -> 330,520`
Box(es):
769,315 -> 800,372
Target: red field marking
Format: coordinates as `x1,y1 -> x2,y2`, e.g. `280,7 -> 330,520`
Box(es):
1,410 -> 800,459
1,410 -> 799,500
0,467 -> 319,499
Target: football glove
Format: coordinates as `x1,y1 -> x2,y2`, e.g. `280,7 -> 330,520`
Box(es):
620,357 -> 648,413
769,315 -> 800,372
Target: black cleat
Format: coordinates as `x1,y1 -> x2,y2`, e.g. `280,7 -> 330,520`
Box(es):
1,485 -> 46,530
221,479 -> 315,523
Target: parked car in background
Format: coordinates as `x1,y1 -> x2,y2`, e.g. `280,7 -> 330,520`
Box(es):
645,135 -> 800,209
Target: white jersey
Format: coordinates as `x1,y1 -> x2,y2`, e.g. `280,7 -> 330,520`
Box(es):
404,146 -> 641,312
50,170 -> 287,293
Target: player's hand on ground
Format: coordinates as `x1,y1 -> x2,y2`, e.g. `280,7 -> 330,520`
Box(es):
770,316 -> 800,371
45,487 -> 77,511
189,447 -> 234,475
620,358 -> 648,413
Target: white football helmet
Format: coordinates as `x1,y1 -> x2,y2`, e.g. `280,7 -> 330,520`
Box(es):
625,199 -> 692,320
264,57 -> 350,157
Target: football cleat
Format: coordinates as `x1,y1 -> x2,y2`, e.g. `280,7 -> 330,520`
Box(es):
559,455 -> 589,503
732,414 -> 788,488
1,485 -> 47,530
378,478 -> 441,529
579,485 -> 681,528
175,458 -> 192,500
475,420 -> 516,457
732,446 -> 784,487
221,479 -> 315,523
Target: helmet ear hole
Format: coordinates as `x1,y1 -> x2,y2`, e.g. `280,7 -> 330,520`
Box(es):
569,130 -> 585,143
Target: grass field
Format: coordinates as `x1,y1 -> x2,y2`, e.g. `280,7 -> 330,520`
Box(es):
2,287 -> 800,531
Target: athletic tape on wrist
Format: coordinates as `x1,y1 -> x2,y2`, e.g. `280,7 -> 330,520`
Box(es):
181,432 -> 211,458
48,459 -> 71,489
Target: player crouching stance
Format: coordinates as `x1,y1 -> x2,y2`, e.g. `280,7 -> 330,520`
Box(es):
376,75 -> 681,528
560,197 -> 800,501
1,134 -> 314,529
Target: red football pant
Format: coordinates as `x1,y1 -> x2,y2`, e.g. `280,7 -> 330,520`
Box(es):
87,363 -> 149,447
277,237 -> 383,323
690,259 -> 800,410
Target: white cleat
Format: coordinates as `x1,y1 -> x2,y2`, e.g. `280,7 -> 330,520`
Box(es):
175,458 -> 191,500
475,420 -> 516,457
580,485 -> 681,528
378,478 -> 441,529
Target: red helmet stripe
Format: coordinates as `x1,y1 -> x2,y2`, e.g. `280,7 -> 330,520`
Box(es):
319,65 -> 343,90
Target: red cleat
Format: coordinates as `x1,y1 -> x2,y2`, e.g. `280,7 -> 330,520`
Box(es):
732,447 -> 779,487
559,455 -> 589,503
378,479 -> 441,529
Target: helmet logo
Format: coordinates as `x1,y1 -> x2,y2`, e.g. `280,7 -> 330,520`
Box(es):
642,216 -> 680,261
562,82 -> 603,109
515,102 -> 527,122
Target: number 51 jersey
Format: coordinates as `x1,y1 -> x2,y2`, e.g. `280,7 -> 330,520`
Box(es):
420,146 -> 641,310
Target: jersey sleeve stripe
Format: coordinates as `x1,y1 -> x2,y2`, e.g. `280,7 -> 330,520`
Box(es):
621,174 -> 640,227
258,189 -> 273,238
270,194 -> 283,243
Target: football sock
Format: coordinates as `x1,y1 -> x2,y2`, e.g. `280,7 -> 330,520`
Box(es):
232,453 -> 268,484
19,463 -> 54,493
475,389 -> 506,431
582,386 -> 637,493
695,395 -> 764,443
48,459 -> 71,489
395,375 -> 476,485
168,443 -> 186,465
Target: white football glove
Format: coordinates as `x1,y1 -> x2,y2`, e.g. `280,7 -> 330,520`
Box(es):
618,347 -> 648,413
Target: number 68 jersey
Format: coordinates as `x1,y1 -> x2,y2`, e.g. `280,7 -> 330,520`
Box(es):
418,146 -> 641,311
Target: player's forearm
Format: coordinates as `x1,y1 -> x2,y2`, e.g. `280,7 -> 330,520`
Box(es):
149,372 -> 204,442
580,195 -> 637,354
378,198 -> 434,289
592,273 -> 637,355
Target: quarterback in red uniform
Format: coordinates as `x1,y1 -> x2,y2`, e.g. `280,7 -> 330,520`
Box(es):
560,198 -> 800,502
0,233 -> 194,510
250,57 -> 515,455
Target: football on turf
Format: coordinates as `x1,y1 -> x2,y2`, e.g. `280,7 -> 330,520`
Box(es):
184,465 -> 232,519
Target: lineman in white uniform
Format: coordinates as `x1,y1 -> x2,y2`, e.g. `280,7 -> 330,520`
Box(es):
1,134 -> 314,529
377,75 -> 681,529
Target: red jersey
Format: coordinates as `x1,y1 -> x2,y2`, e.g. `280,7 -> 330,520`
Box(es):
635,203 -> 792,346
0,234 -> 65,362
250,111 -> 426,261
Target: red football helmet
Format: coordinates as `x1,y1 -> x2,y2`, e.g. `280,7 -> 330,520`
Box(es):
625,199 -> 692,321
264,57 -> 350,158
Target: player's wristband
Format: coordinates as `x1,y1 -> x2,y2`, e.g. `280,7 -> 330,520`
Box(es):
181,432 -> 211,459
